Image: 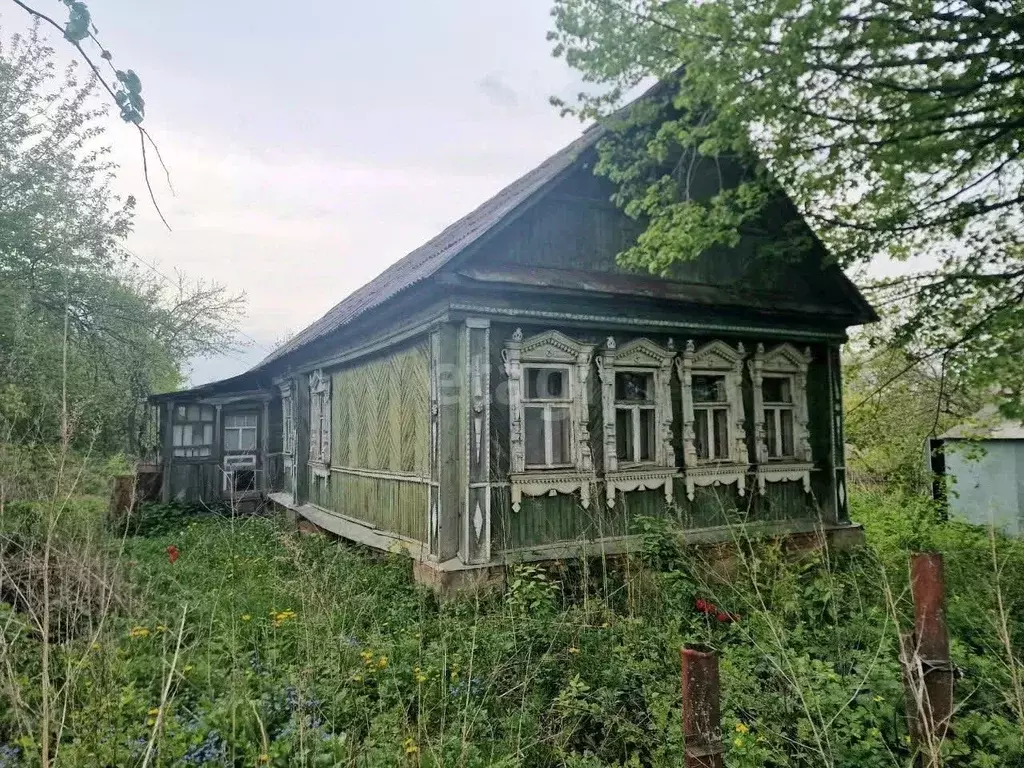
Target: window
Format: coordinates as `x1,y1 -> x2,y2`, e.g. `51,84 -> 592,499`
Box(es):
691,374 -> 730,461
282,394 -> 294,455
748,343 -> 813,495
762,376 -> 795,458
223,413 -> 258,453
503,329 -> 597,512
676,340 -> 748,501
171,404 -> 214,458
614,371 -> 656,464
309,369 -> 331,466
523,366 -> 573,467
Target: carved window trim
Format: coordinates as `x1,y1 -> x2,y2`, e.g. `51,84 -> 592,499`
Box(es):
278,380 -> 295,457
502,328 -> 596,512
748,343 -> 813,494
676,340 -> 749,501
597,337 -> 676,507
309,369 -> 331,473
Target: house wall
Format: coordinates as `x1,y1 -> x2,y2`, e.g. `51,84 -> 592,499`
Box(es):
487,322 -> 839,553
945,440 -> 1024,536
306,340 -> 432,543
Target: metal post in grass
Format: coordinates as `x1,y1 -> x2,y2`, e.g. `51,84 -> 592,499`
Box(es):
681,646 -> 724,768
908,552 -> 954,760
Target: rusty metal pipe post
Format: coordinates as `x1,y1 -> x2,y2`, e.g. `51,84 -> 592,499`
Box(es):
681,647 -> 724,768
909,552 -> 954,750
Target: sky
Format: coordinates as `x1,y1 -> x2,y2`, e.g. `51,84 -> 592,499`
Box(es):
28,0 -> 587,385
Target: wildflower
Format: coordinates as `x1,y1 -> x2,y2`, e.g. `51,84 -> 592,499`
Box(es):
360,650 -> 374,665
166,545 -> 180,564
129,626 -> 150,639
353,674 -> 363,682
873,695 -> 884,703
404,737 -> 418,755
91,642 -> 101,651
183,665 -> 194,673
148,708 -> 160,716
155,624 -> 169,633
568,647 -> 580,654
735,722 -> 749,734
241,614 -> 251,621
258,754 -> 269,763
377,656 -> 388,669
734,737 -> 745,748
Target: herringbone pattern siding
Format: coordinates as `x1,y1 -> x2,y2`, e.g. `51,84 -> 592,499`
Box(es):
332,342 -> 430,475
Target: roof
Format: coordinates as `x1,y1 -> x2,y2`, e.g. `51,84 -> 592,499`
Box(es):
259,126 -> 608,367
940,405 -> 1024,440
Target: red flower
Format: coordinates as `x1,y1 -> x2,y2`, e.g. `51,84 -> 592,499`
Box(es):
716,612 -> 730,623
166,545 -> 180,564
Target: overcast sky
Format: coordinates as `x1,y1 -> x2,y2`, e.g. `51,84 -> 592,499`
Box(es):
41,1 -> 586,385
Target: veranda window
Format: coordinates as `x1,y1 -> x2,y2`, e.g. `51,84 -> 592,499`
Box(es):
691,374 -> 731,461
762,376 -> 795,458
614,371 -> 656,464
523,366 -> 572,468
172,404 -> 214,458
223,413 -> 258,452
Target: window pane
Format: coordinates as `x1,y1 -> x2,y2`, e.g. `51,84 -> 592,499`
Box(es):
172,425 -> 183,447
616,408 -> 633,462
692,375 -> 726,403
176,405 -> 186,419
186,405 -> 200,422
780,409 -> 795,456
199,447 -> 211,457
182,424 -> 193,446
639,408 -> 655,462
762,377 -> 792,404
203,424 -> 213,445
765,408 -> 779,458
615,372 -> 653,403
551,407 -> 571,464
201,406 -> 215,421
239,428 -> 257,452
524,407 -> 545,465
694,409 -> 710,460
526,368 -> 565,400
713,408 -> 729,460
224,430 -> 240,452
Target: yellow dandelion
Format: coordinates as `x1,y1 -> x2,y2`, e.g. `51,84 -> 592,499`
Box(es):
155,625 -> 169,633
734,737 -> 745,748
403,738 -> 418,755
129,626 -> 150,639
241,614 -> 252,622
873,695 -> 884,703
148,708 -> 160,716
377,656 -> 388,669
735,722 -> 749,734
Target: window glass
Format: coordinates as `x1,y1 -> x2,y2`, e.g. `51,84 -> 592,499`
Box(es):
765,409 -> 779,458
616,409 -> 633,461
524,407 -> 545,465
172,425 -> 183,447
551,406 -> 571,464
762,377 -> 792,404
694,412 -> 710,460
713,408 -> 729,459
186,405 -> 200,422
692,375 -> 727,403
526,368 -> 566,400
615,372 -> 653,403
224,430 -> 239,452
639,408 -> 655,462
780,409 -> 795,456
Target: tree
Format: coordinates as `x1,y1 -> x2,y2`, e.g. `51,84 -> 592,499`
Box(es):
549,0 -> 1024,412
0,25 -> 243,453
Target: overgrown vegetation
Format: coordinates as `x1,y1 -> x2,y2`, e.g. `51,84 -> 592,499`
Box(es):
1,479 -> 1021,766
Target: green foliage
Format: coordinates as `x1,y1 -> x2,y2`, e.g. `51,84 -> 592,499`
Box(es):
549,0 -> 1024,412
1,486 -> 1021,766
0,24 -> 242,454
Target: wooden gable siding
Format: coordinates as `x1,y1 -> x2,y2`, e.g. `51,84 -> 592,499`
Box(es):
487,322 -> 835,551
467,162 -> 849,309
307,340 -> 431,543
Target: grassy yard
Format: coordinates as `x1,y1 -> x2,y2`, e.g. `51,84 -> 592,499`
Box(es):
1,490 -> 1023,767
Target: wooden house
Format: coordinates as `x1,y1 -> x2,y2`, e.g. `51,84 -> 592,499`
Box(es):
149,116 -> 876,590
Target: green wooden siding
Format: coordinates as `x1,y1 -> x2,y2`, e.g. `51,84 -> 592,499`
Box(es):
488,322 -> 833,549
332,342 -> 430,475
305,341 -> 431,543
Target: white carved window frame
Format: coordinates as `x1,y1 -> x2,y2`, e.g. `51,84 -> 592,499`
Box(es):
309,369 -> 331,476
748,343 -> 813,494
278,380 -> 295,457
597,337 -> 677,508
676,340 -> 749,501
502,328 -> 596,512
